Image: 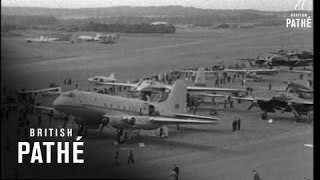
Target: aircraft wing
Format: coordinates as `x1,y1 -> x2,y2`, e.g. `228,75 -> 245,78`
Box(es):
191,92 -> 228,98
187,86 -> 246,93
231,96 -> 270,102
174,113 -> 220,121
150,117 -> 219,125
237,58 -> 255,61
291,99 -> 313,105
18,87 -> 62,95
269,51 -> 285,56
34,106 -> 54,111
224,69 -> 247,73
224,69 -> 278,73
98,82 -> 138,87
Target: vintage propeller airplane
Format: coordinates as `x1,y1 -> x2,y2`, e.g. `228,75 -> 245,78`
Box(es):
87,73 -> 117,85
232,92 -> 313,121
35,80 -> 220,143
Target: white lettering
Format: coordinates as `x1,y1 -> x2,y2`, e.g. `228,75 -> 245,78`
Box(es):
31,142 -> 43,163
18,142 -> 30,163
57,142 -> 69,163
43,142 -> 54,163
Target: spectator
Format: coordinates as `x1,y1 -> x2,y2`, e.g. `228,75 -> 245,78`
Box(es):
253,169 -> 262,180
127,150 -> 135,164
232,119 -> 237,132
38,113 -> 42,126
237,117 -> 241,131
115,150 -> 120,166
173,164 -> 180,180
169,168 -> 177,180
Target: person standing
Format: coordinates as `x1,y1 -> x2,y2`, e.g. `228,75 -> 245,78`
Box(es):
48,110 -> 53,127
253,169 -> 262,180
268,83 -> 272,90
232,119 -> 237,132
169,168 -> 177,180
159,127 -> 163,139
115,150 -> 120,166
237,117 -> 241,131
37,113 -> 42,126
173,164 -> 180,180
128,150 -> 135,164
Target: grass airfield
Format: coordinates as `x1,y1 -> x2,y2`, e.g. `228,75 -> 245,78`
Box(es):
1,26 -> 313,179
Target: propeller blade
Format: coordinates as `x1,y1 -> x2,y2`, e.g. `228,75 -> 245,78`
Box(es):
247,103 -> 255,110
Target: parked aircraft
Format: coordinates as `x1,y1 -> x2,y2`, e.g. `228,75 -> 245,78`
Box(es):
100,34 -> 119,44
281,80 -> 313,98
224,68 -> 278,81
77,33 -> 101,41
87,73 -> 117,85
232,93 -> 313,121
237,54 -> 313,68
18,86 -> 62,97
26,36 -> 60,43
269,49 -> 313,60
36,80 -> 219,143
98,68 -> 246,94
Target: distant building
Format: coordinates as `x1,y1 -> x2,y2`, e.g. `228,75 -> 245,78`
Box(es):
150,21 -> 168,26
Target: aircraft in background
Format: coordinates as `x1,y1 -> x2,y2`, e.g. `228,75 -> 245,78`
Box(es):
87,73 -> 117,85
26,36 -> 60,43
36,80 -> 219,143
232,92 -> 313,121
100,34 -> 119,44
18,86 -> 62,97
237,54 -> 313,69
224,68 -> 279,82
269,49 -> 313,60
77,33 -> 101,41
98,67 -> 246,94
281,80 -> 313,98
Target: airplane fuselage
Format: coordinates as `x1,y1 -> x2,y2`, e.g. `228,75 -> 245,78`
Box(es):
53,91 -> 175,130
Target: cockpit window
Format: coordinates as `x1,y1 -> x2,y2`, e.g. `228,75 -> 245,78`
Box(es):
62,92 -> 75,98
67,92 -> 75,97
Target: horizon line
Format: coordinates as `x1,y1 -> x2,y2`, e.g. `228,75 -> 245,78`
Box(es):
1,5 -> 313,12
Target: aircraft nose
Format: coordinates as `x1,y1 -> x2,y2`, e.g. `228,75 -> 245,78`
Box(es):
53,96 -> 64,111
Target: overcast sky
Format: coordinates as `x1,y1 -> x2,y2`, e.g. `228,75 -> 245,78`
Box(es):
2,0 -> 313,11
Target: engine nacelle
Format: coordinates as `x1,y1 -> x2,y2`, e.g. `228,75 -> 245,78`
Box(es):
108,116 -> 136,129
108,116 -> 159,130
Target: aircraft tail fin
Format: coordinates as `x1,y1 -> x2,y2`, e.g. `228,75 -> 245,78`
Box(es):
160,80 -> 187,113
193,67 -> 206,87
109,73 -> 115,80
248,60 -> 255,67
